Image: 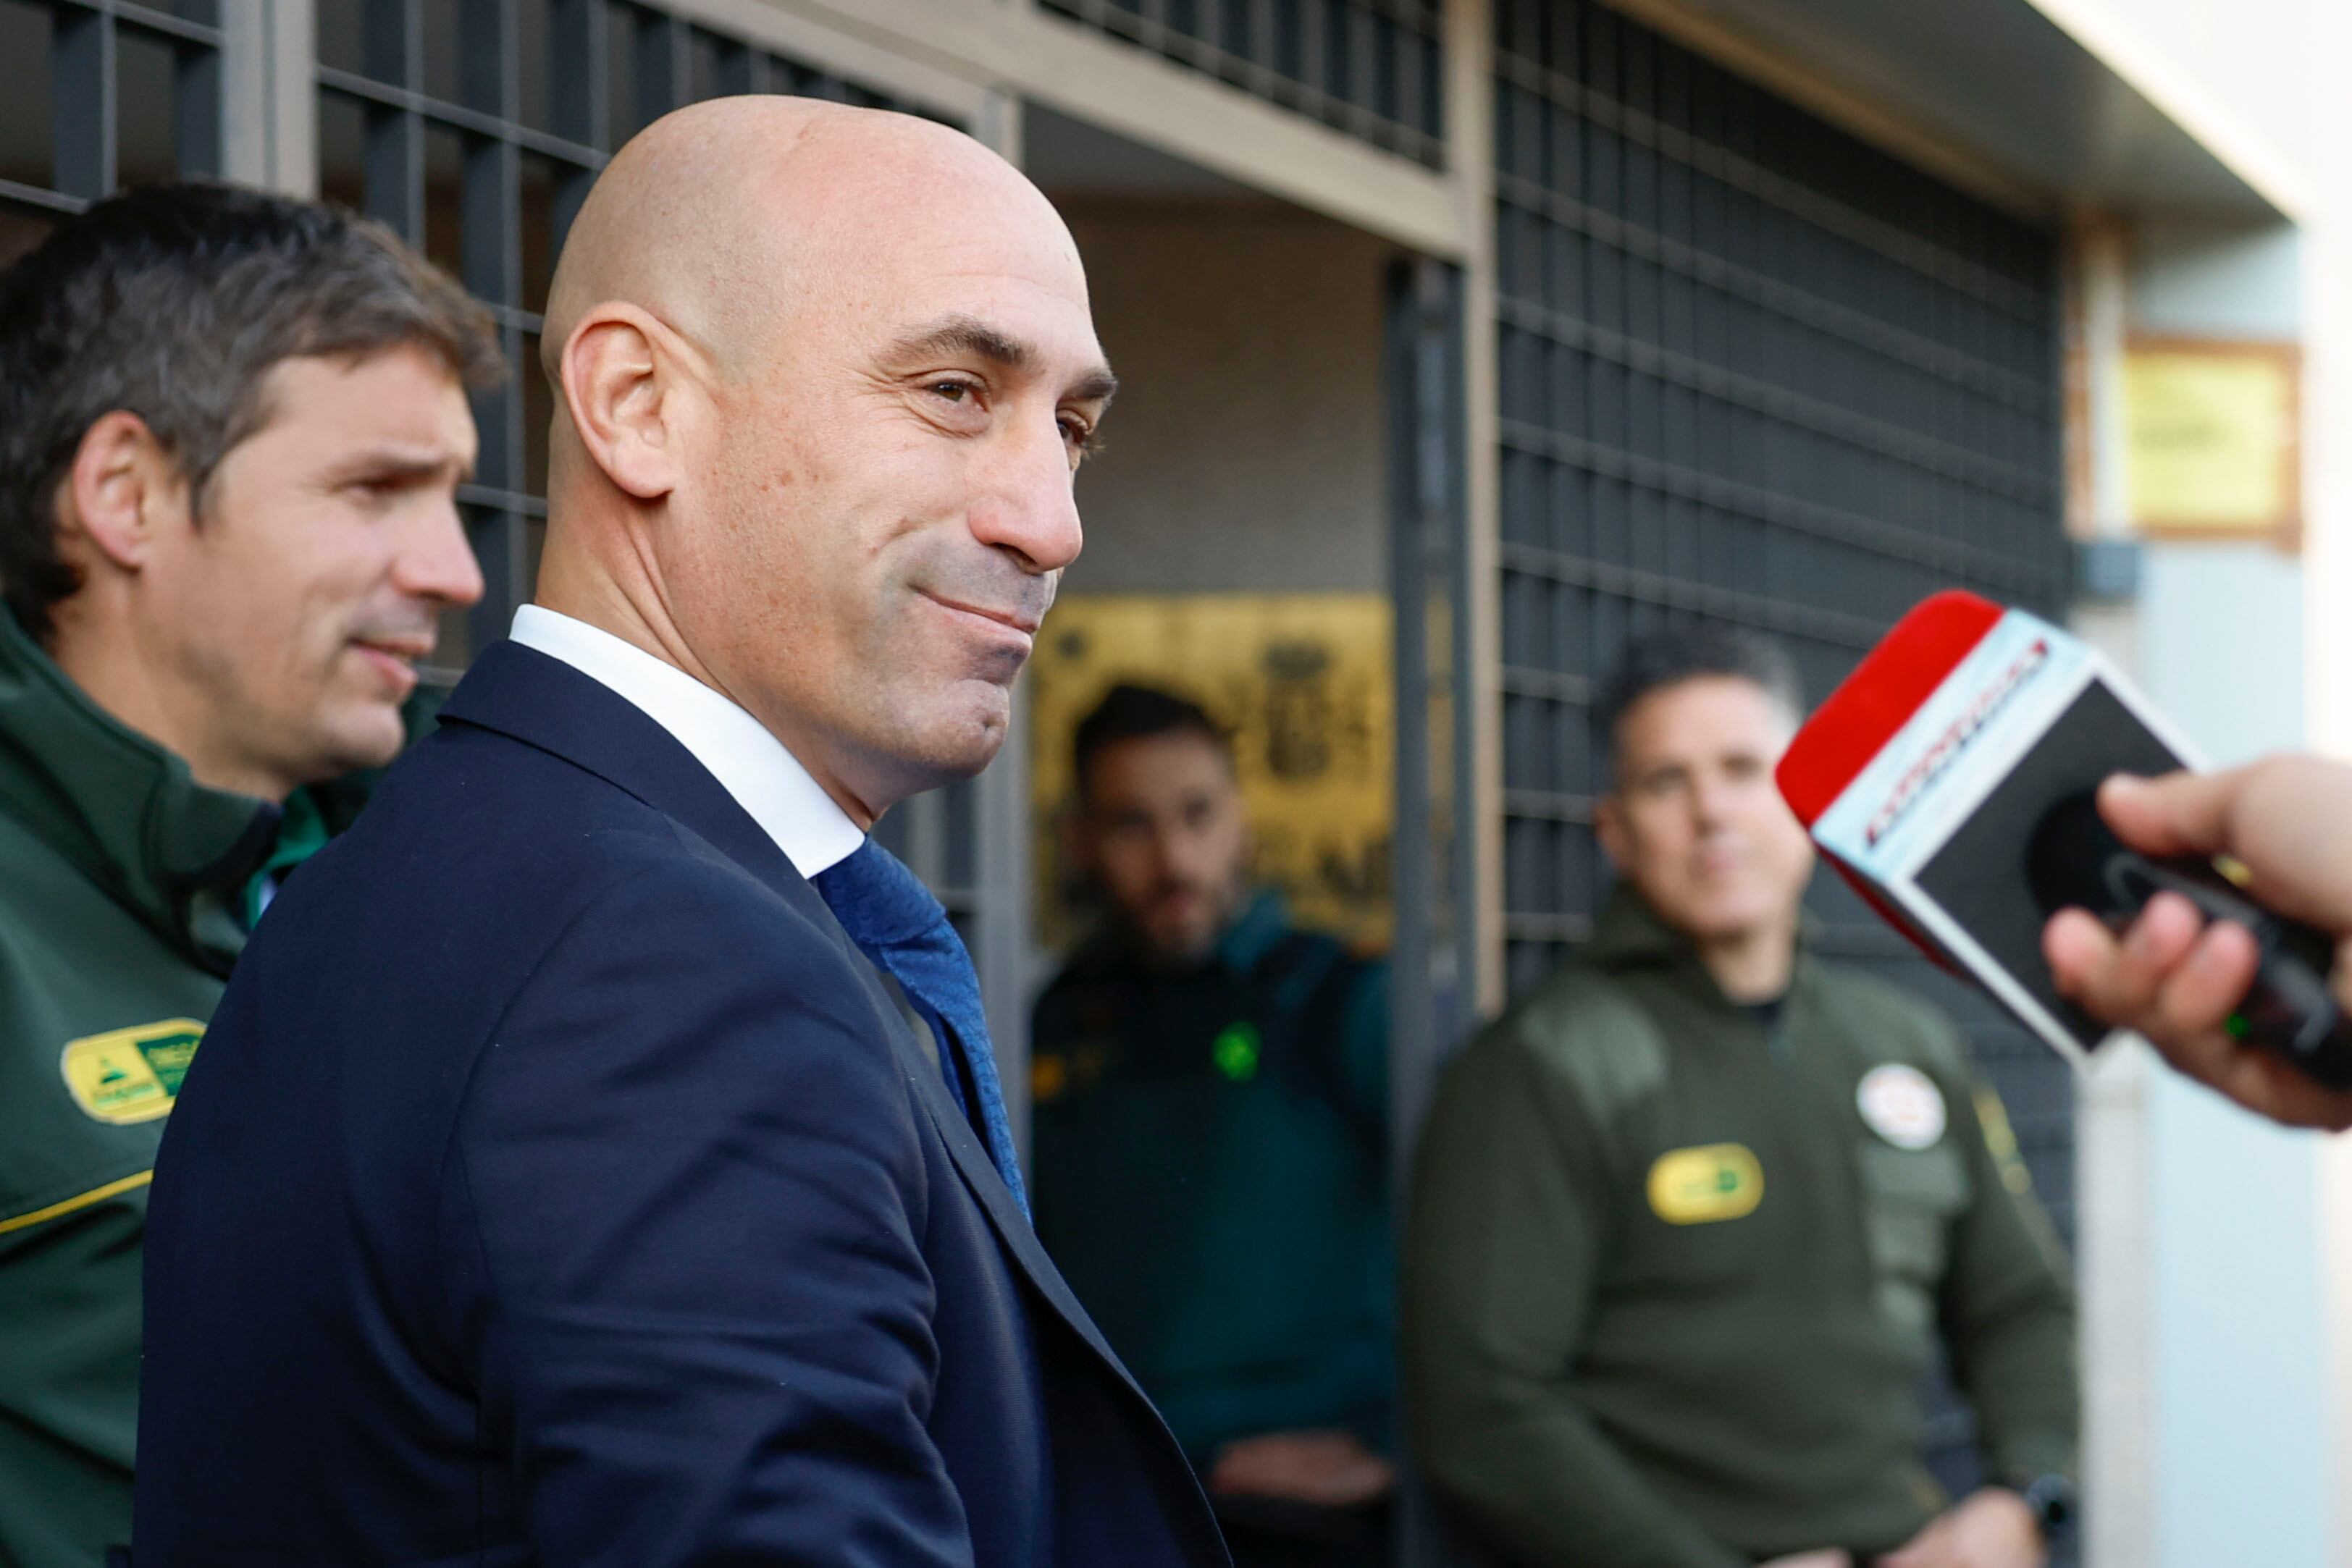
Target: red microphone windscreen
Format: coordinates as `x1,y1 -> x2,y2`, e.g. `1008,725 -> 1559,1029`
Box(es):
1776,590 -> 2004,827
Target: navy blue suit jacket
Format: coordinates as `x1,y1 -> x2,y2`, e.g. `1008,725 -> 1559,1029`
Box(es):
134,642 -> 1229,1568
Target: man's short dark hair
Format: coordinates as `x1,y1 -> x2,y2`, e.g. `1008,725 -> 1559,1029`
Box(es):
1595,623 -> 1805,767
1072,683 -> 1230,803
0,182 -> 503,641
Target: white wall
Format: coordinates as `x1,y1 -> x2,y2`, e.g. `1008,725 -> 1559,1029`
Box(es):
1052,198 -> 1395,596
2094,208 -> 2330,1568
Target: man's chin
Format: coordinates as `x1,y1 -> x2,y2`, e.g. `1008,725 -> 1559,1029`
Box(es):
305,704 -> 410,783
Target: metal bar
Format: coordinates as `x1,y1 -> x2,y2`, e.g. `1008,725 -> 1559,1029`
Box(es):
1503,788 -> 1592,823
1495,292 -> 2054,503
455,483 -> 550,516
1500,664 -> 1592,704
975,696 -> 1036,1160
1500,909 -> 1592,943
550,0 -> 610,150
1495,172 -> 2049,413
1387,253 -> 1439,1191
1494,417 -> 2057,597
1492,49 -> 2043,321
467,503 -> 534,662
363,0 -> 420,88
459,0 -> 512,115
174,33 -> 226,180
64,1 -> 224,49
54,7 -> 117,201
1500,539 -> 1881,649
715,39 -> 761,96
361,103 -> 424,240
1033,0 -> 1446,166
0,180 -> 88,218
634,12 -> 690,125
319,67 -> 605,167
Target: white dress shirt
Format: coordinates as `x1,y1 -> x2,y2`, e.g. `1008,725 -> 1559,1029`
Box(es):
509,604 -> 864,879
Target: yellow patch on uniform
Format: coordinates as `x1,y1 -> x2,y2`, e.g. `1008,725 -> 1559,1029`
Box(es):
59,1019 -> 203,1126
1647,1143 -> 1764,1225
1973,1087 -> 2036,1195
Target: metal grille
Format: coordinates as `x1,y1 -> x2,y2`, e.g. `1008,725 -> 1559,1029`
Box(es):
1041,0 -> 1445,167
314,0 -> 983,926
1488,0 -> 2073,1504
0,0 -> 225,261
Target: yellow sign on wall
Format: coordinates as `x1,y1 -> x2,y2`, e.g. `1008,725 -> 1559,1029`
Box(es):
1028,593 -> 1393,955
2122,340 -> 2301,541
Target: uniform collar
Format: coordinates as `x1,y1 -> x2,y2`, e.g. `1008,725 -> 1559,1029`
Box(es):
1584,882 -> 1820,1009
0,608 -> 280,966
1070,888 -> 1292,982
1214,890 -> 1292,974
510,605 -> 862,879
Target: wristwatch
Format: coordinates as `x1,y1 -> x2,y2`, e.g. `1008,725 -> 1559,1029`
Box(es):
2001,1470 -> 2078,1543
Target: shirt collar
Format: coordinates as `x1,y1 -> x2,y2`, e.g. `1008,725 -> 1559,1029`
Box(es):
509,605 -> 863,878
1214,890 -> 1293,974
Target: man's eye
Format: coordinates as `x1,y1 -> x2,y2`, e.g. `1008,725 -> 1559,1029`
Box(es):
929,380 -> 975,404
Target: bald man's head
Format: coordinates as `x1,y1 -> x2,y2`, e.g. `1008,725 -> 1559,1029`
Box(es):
534,98 -> 1112,823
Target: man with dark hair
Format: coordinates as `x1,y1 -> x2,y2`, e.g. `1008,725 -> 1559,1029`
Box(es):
1033,681 -> 1396,1567
1406,624 -> 2080,1568
0,182 -> 496,1567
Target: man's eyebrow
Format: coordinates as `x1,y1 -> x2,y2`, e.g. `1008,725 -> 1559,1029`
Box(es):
1069,366 -> 1119,408
322,447 -> 475,486
889,315 -> 1037,373
887,313 -> 1118,405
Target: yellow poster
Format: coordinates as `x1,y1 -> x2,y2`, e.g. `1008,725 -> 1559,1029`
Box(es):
2122,344 -> 2299,535
1028,593 -> 1393,955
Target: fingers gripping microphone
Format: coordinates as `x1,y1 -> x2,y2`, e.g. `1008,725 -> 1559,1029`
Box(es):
2028,795 -> 2352,1084
1776,591 -> 2352,1086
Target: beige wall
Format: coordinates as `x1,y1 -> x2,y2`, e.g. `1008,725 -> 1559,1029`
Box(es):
1053,198 -> 1398,597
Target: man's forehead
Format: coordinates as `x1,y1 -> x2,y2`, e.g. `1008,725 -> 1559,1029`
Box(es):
249,346 -> 477,452
1619,678 -> 1792,759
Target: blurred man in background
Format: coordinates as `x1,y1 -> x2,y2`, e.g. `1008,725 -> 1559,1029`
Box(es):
1033,683 -> 1395,1566
0,184 -> 495,1567
1406,625 -> 2078,1568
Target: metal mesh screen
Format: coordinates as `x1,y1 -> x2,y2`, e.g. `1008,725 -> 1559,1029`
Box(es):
0,0 -> 225,262
1488,0 -> 2073,1500
1041,0 -> 1445,167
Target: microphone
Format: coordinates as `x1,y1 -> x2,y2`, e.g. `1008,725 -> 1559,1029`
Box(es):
2026,793 -> 2352,1084
1776,590 -> 2352,1086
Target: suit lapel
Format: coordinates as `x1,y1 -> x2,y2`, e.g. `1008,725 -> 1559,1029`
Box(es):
440,643 -> 1179,1428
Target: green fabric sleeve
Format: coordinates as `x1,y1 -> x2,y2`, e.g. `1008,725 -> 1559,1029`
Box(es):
1403,1027 -> 1747,1568
1936,1069 -> 2081,1483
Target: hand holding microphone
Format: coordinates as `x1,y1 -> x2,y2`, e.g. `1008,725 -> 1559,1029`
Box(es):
1776,590 -> 2352,1133
2042,759 -> 2352,1131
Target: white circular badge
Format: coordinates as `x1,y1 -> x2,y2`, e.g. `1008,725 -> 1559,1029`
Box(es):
1857,1064 -> 1946,1151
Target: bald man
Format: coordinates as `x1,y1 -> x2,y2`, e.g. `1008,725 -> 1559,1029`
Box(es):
133,101 -> 1227,1568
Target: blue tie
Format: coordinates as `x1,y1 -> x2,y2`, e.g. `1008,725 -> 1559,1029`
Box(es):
811,840 -> 1030,1219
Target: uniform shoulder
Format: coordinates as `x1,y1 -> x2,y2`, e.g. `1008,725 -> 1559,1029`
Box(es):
1813,960 -> 1969,1073
1445,959 -> 1671,1122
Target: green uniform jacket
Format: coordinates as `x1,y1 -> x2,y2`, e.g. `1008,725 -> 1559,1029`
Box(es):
1030,893 -> 1394,1469
1404,890 -> 2078,1568
0,611 -> 313,1568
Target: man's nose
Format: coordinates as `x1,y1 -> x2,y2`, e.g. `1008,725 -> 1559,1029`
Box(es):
395,500 -> 488,608
969,416 -> 1084,574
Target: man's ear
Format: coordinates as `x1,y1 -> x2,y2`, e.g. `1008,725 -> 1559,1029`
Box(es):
1594,790 -> 1631,874
559,304 -> 687,502
59,410 -> 185,573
